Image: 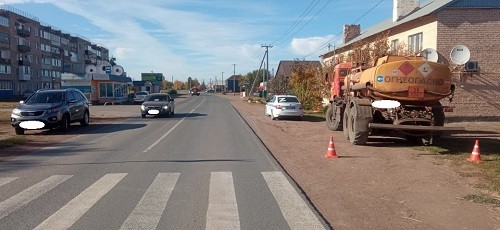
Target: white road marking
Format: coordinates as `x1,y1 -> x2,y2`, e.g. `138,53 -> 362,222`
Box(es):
120,173 -> 180,230
262,171 -> 325,230
0,177 -> 17,187
206,172 -> 240,230
143,97 -> 206,152
0,175 -> 72,220
34,173 -> 127,230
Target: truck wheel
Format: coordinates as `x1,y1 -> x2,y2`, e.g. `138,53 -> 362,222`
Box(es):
348,102 -> 371,145
326,103 -> 343,131
343,107 -> 350,140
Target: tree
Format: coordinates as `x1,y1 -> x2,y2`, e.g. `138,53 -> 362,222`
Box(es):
289,62 -> 324,110
240,69 -> 271,94
173,80 -> 185,90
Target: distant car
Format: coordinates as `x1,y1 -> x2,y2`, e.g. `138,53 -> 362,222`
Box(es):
264,95 -> 304,120
141,93 -> 175,118
206,89 -> 215,93
191,90 -> 200,96
11,88 -> 90,135
134,91 -> 150,104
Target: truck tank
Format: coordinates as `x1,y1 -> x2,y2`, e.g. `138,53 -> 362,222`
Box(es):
349,55 -> 454,105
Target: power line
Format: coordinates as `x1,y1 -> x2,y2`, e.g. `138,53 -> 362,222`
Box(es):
302,0 -> 385,59
270,0 -> 321,45
275,0 -> 333,47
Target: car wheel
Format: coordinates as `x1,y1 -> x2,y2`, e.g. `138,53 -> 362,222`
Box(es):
15,127 -> 25,135
141,114 -> 146,118
171,109 -> 175,115
59,115 -> 70,132
165,110 -> 171,118
271,110 -> 276,120
80,111 -> 90,127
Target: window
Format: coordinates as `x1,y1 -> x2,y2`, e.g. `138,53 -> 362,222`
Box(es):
0,81 -> 13,90
0,16 -> 9,27
99,82 -> 127,98
408,33 -> 423,54
0,32 -> 9,42
99,82 -> 114,98
40,30 -> 51,39
390,39 -> 399,53
41,44 -> 51,52
0,65 -> 11,74
52,58 -> 61,67
20,66 -> 31,74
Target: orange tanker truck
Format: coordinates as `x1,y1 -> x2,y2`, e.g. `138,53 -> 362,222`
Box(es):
325,55 -> 463,145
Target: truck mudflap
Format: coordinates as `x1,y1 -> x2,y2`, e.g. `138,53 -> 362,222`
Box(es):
368,123 -> 465,132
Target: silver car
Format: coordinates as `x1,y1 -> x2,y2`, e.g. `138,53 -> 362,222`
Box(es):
140,93 -> 175,118
265,95 -> 304,120
134,91 -> 150,104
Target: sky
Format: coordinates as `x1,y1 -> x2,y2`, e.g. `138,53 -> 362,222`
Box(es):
0,0 -> 395,82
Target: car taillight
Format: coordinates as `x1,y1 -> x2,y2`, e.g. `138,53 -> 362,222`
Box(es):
275,105 -> 282,109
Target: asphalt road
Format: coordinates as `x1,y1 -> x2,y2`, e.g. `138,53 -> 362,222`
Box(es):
0,94 -> 329,229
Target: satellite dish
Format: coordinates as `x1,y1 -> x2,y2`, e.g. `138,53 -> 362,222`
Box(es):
112,65 -> 124,76
85,65 -> 97,74
420,48 -> 438,62
450,45 -> 470,65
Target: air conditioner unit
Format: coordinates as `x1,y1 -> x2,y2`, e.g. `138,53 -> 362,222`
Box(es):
465,61 -> 479,72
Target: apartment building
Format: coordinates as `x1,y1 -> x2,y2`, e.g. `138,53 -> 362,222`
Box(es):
0,5 -> 109,100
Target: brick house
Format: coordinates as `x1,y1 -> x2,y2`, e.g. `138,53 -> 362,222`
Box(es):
321,0 -> 500,119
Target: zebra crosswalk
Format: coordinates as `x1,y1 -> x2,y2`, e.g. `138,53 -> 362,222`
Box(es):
0,171 -> 326,230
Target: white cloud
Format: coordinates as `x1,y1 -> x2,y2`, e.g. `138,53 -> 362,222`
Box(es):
290,35 -> 336,56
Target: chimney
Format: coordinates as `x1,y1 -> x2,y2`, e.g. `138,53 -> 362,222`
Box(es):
343,24 -> 361,44
393,0 -> 419,22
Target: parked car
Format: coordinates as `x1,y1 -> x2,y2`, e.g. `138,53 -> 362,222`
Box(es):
264,95 -> 304,120
134,91 -> 150,104
11,88 -> 90,135
140,93 -> 175,118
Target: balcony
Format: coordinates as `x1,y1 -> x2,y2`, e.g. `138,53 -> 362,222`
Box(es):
18,60 -> 30,66
18,70 -> 31,81
0,58 -> 11,65
17,44 -> 30,52
16,28 -> 31,37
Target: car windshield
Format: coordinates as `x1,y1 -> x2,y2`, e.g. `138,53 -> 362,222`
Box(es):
26,92 -> 64,104
277,97 -> 299,103
146,95 -> 168,101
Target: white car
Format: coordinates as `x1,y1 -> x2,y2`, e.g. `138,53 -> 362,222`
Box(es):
134,91 -> 150,104
265,95 -> 304,120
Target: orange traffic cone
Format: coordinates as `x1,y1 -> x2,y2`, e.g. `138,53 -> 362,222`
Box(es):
325,137 -> 338,158
467,139 -> 481,163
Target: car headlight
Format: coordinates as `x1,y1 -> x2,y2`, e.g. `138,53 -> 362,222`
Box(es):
12,108 -> 21,116
141,105 -> 145,110
163,105 -> 169,109
46,107 -> 61,114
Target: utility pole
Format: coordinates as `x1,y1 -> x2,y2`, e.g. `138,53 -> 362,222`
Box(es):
233,64 -> 236,96
261,44 -> 273,99
222,72 -> 224,92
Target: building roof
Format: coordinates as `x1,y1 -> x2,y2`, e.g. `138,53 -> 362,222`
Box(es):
324,0 -> 500,57
275,60 -> 321,77
226,75 -> 243,81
